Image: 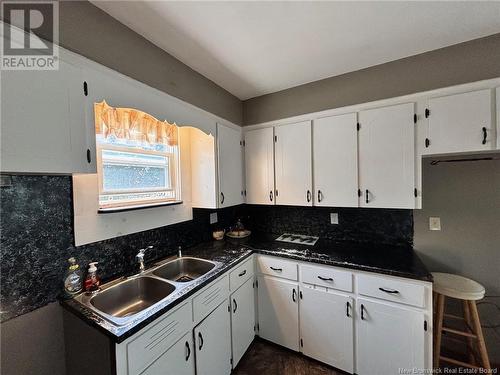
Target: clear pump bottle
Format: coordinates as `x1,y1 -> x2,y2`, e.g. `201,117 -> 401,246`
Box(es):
63,257 -> 83,296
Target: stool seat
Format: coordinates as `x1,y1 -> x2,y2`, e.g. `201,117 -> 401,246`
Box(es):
432,272 -> 485,300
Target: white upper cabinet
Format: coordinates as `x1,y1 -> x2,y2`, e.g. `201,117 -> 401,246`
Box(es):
245,127 -> 275,205
358,103 -> 416,209
275,121 -> 313,206
313,113 -> 358,207
424,89 -> 495,155
217,123 -> 244,207
356,298 -> 425,375
1,59 -> 90,174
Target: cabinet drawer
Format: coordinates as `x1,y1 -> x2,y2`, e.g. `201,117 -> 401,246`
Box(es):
300,264 -> 352,292
257,255 -> 298,281
127,302 -> 191,375
357,274 -> 425,308
230,257 -> 254,292
193,275 -> 229,323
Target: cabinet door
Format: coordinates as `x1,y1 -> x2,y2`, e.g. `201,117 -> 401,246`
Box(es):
141,332 -> 195,375
425,89 -> 494,154
299,287 -> 353,372
358,103 -> 415,209
194,300 -> 232,375
231,277 -> 255,367
244,127 -> 275,205
1,58 -> 89,173
257,275 -> 299,351
497,87 -> 500,149
275,121 -> 313,206
217,123 -> 244,207
313,113 -> 358,207
356,298 -> 425,375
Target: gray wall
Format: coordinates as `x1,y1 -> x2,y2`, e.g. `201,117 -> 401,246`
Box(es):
0,303 -> 66,375
56,1 -> 242,125
414,158 -> 500,296
414,158 -> 500,365
243,33 -> 500,125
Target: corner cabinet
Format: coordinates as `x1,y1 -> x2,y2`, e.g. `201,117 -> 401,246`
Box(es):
217,123 -> 245,207
194,300 -> 232,375
358,103 -> 416,209
275,121 -> 313,206
257,275 -> 299,351
1,58 -> 93,174
313,113 -> 358,207
299,286 -> 354,373
245,127 -> 275,205
423,89 -> 496,155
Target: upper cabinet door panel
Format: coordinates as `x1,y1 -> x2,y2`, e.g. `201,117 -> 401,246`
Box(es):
425,89 -> 494,154
217,124 -> 244,207
245,127 -> 275,205
275,121 -> 312,206
1,59 -> 87,174
313,113 -> 358,207
358,103 -> 415,209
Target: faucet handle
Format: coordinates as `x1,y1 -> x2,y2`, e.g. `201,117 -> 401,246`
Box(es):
137,245 -> 153,258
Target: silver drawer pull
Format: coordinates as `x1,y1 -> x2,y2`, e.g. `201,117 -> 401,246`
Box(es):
379,287 -> 399,294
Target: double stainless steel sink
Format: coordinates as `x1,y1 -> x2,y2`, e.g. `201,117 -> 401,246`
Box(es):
74,257 -> 221,326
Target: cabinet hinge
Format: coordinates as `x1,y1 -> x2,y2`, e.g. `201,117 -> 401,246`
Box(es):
414,188 -> 418,198
244,189 -> 247,197
413,114 -> 417,124
257,323 -> 260,331
425,108 -> 430,118
255,279 -> 258,288
83,81 -> 88,96
274,135 -> 277,142
424,320 -> 428,331
300,338 -> 303,347
357,189 -> 362,197
356,122 -> 360,131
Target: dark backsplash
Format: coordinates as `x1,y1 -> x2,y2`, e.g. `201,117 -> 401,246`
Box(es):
0,175 -> 243,322
0,176 -> 412,322
244,205 -> 413,247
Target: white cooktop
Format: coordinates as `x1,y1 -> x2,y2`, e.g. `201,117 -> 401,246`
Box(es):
275,233 -> 319,246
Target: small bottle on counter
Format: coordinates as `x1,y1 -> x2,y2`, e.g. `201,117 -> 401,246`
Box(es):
63,257 -> 83,296
84,262 -> 100,294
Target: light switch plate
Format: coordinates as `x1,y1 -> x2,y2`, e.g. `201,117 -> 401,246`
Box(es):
330,213 -> 339,225
429,217 -> 441,231
210,212 -> 218,224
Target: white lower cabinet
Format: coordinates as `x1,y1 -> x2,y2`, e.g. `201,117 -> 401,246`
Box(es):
194,299 -> 232,375
230,277 -> 256,367
356,298 -> 426,375
299,286 -> 354,373
257,275 -> 299,351
141,332 -> 195,375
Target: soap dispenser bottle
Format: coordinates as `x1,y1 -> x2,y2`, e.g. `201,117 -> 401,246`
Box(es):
84,262 -> 100,294
63,257 -> 82,296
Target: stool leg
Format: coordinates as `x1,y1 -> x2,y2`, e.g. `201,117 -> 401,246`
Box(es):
468,300 -> 491,370
434,294 -> 445,368
462,300 -> 475,365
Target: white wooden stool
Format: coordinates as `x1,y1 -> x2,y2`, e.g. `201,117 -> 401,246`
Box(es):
432,272 -> 491,370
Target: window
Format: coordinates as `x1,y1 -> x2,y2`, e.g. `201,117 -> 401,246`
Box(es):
94,101 -> 181,211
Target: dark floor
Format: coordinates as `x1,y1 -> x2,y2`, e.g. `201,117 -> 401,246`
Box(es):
232,338 -> 345,375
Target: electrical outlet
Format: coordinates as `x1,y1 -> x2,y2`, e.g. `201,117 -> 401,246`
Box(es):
210,212 -> 218,224
429,217 -> 441,231
330,213 -> 339,225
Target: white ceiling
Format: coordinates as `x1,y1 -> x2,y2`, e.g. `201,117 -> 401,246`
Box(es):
91,1 -> 500,100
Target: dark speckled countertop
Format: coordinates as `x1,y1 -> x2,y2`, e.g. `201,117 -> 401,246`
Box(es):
62,233 -> 431,343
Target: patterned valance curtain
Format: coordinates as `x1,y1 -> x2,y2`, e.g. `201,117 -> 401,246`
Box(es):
94,100 -> 178,148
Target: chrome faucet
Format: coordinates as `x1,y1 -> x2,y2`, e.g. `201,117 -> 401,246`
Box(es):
136,246 -> 153,273
178,246 -> 182,258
